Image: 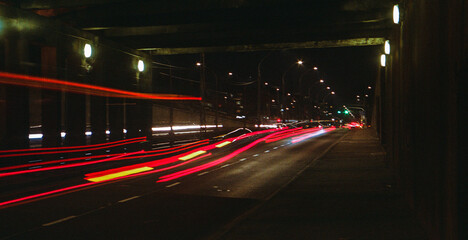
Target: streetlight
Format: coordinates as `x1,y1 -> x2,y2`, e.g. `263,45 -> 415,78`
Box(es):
196,62 -> 202,66
384,40 -> 391,54
281,60 -> 303,122
322,91 -> 335,103
137,60 -> 145,72
320,79 -> 324,83
326,86 -> 331,90
380,54 -> 386,67
393,5 -> 400,24
84,44 -> 92,58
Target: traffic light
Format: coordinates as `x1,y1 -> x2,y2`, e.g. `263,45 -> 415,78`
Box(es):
337,110 -> 341,114
344,110 -> 349,114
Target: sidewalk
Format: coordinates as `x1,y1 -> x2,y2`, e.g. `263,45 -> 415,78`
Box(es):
220,128 -> 427,240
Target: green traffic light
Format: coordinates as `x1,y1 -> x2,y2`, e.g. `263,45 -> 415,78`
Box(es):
337,111 -> 341,114
344,110 -> 349,114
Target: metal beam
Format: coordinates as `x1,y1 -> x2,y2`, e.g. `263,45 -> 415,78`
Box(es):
144,38 -> 386,55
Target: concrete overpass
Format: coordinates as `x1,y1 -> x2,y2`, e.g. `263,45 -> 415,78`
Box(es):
0,1 -> 465,239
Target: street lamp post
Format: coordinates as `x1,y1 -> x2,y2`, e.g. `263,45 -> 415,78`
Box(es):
281,60 -> 303,122
322,91 -> 335,103
256,52 -> 274,125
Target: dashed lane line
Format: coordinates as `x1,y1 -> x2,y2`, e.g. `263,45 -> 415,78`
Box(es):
165,182 -> 181,188
118,195 -> 140,203
42,216 -> 76,227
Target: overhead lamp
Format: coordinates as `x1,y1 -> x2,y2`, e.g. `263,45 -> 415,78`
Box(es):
84,44 -> 92,58
393,5 -> 400,24
138,60 -> 145,72
380,54 -> 386,67
384,40 -> 391,54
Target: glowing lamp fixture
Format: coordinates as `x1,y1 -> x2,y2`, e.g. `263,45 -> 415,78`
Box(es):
384,40 -> 391,54
393,5 -> 400,24
326,86 -> 331,90
297,60 -> 303,65
313,67 -> 318,70
196,62 -> 202,66
138,60 -> 145,72
331,91 -> 335,95
320,79 -> 324,83
84,44 -> 92,58
380,54 -> 386,67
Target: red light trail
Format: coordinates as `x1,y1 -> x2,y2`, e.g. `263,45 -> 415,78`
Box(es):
0,127 -> 337,207
0,72 -> 201,101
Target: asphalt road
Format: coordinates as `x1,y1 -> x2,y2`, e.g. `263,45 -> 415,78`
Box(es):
0,128 -> 347,240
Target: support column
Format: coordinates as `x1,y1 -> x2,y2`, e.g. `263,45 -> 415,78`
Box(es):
64,92 -> 86,146
5,86 -> 30,149
108,97 -> 124,142
3,37 -> 29,149
41,46 -> 61,147
90,96 -> 107,144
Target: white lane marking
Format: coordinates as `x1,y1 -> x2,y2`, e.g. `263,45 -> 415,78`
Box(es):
221,164 -> 230,168
198,171 -> 209,176
239,158 -> 247,161
253,154 -> 259,157
165,182 -> 181,188
273,147 -> 278,149
264,150 -> 270,153
118,195 -> 140,203
281,144 -> 285,147
42,216 -> 76,226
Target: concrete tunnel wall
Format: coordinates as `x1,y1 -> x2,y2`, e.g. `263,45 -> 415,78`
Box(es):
373,0 -> 466,239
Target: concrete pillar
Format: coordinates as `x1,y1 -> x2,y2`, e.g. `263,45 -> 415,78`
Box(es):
90,96 -> 107,144
64,92 -> 86,146
63,54 -> 86,146
3,37 -> 29,149
108,97 -> 124,142
41,46 -> 62,147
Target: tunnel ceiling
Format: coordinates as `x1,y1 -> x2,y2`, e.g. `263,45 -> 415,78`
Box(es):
15,0 -> 394,54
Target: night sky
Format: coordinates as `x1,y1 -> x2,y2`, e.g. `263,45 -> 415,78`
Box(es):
158,45 -> 380,106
